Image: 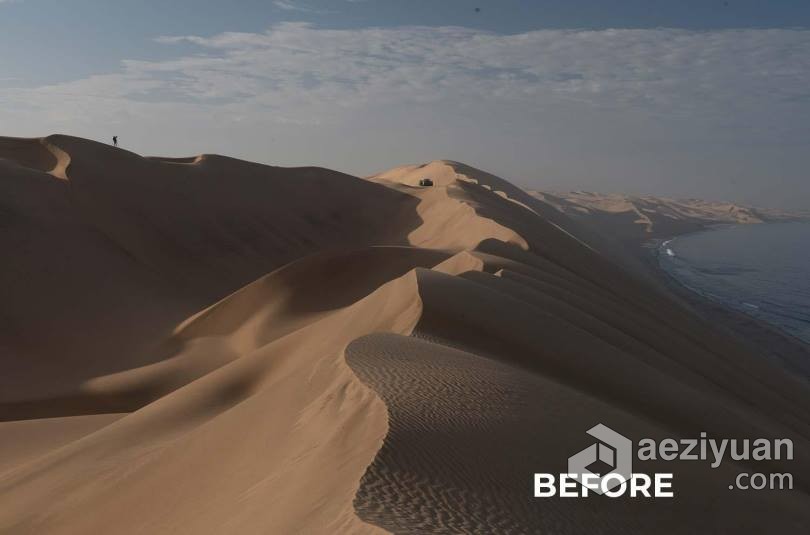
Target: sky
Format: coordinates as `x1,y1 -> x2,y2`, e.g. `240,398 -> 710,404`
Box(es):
1,0 -> 809,208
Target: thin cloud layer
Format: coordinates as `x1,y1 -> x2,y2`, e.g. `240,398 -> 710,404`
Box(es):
16,24 -> 810,121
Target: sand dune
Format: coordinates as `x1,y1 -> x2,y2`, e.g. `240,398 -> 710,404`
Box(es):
1,140 -> 808,533
533,190 -> 805,244
0,135 -> 420,414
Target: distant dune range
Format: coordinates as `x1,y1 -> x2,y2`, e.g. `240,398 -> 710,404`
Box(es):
0,136 -> 808,533
533,190 -> 805,244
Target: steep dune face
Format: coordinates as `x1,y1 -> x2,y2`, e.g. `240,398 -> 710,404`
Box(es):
45,135 -> 420,296
0,135 -> 421,413
1,143 -> 809,534
0,250 -> 445,534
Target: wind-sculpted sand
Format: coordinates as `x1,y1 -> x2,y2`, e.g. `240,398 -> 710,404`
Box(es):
1,138 -> 808,533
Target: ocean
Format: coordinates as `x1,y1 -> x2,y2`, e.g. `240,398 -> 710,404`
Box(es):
658,221 -> 810,346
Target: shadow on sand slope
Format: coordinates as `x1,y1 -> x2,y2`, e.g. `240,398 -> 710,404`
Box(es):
348,262 -> 810,535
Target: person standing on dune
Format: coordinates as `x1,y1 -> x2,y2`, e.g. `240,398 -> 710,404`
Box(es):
113,135 -> 118,147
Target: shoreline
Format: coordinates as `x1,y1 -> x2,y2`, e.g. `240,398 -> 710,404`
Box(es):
638,229 -> 810,381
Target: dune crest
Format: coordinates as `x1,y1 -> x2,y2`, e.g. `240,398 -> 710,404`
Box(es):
0,250 -> 438,534
371,160 -> 530,252
0,136 -> 70,179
